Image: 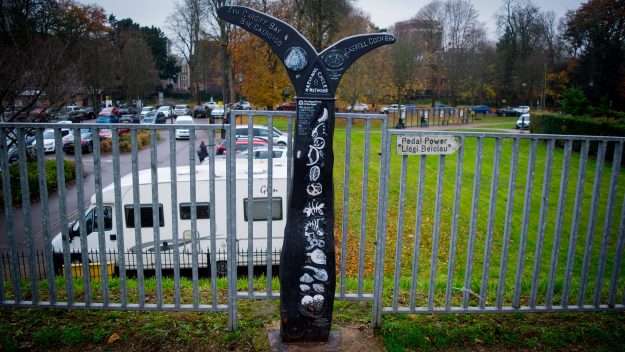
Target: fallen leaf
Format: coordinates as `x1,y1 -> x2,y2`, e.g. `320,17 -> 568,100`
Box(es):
107,333 -> 120,344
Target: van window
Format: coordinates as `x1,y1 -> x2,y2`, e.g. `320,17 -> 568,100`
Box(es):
243,197 -> 282,221
85,206 -> 113,233
179,202 -> 210,219
124,204 -> 164,228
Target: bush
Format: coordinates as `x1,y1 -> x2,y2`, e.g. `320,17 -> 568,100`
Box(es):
99,138 -> 112,153
0,159 -> 76,207
561,88 -> 591,115
532,114 -> 625,163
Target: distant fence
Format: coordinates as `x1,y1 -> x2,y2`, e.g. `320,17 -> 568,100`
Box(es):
387,107 -> 473,128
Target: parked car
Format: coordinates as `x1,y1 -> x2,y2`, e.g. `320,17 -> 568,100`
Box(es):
346,102 -> 369,113
56,105 -> 88,122
379,104 -> 406,114
157,106 -> 173,117
470,105 -> 490,115
119,114 -> 140,124
62,129 -> 96,154
96,114 -> 119,124
234,125 -> 288,146
234,100 -> 252,110
118,107 -> 138,116
142,111 -> 167,124
175,115 -> 194,140
204,101 -> 218,111
276,102 -> 296,111
140,106 -> 154,117
39,127 -> 70,153
516,113 -> 530,129
515,105 -> 530,114
496,107 -> 519,117
193,105 -> 208,119
216,138 -> 268,155
211,105 -> 225,119
235,146 -> 287,161
173,104 -> 192,116
99,106 -> 120,117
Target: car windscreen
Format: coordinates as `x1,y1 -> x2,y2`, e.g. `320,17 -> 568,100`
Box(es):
43,130 -> 55,139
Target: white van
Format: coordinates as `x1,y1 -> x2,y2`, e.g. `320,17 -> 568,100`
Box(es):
51,155 -> 288,274
175,115 -> 194,139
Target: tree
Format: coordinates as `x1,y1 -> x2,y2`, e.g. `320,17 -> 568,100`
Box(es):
0,0 -> 108,120
291,0 -> 353,51
562,0 -> 625,109
118,35 -> 161,101
495,0 -> 550,106
204,0 -> 238,105
168,0 -> 208,104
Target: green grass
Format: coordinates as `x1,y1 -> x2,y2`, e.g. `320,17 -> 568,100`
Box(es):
2,118 -> 625,351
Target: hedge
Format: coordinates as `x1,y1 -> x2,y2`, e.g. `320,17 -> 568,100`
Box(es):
532,114 -> 625,162
1,159 -> 76,207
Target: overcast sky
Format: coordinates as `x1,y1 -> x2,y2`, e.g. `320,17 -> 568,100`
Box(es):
79,0 -> 585,41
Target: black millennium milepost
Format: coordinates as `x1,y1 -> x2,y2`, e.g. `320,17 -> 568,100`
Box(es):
217,6 -> 395,343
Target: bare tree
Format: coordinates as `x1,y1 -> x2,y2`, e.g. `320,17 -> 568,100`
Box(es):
168,0 -> 208,104
205,0 -> 236,106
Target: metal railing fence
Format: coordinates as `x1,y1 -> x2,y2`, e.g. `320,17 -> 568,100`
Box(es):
2,113 -> 624,331
373,129 -> 625,325
387,107 -> 473,128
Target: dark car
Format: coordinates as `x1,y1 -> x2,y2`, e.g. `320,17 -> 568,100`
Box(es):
193,105 -> 208,118
119,114 -> 140,124
470,105 -> 490,115
118,107 -> 138,116
62,129 -> 96,154
496,107 -> 519,117
96,114 -> 119,123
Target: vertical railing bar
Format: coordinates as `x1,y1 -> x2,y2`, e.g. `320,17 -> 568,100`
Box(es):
339,118 -> 353,297
593,141 -> 623,307
480,138 -> 502,309
445,136 -> 464,310
545,140 -> 572,308
92,129 -> 110,306
0,129 -> 19,302
73,127 -> 91,306
266,116 -> 274,294
54,128 -> 72,304
428,154 -> 446,310
463,136 -> 484,308
246,118 -> 254,294
513,138 -> 537,308
35,128 -> 56,303
189,129 -> 199,308
357,119 -> 372,296
609,187 -> 625,307
577,141 -> 606,307
208,130 -> 218,308
112,131 -> 127,307
227,120 -> 239,331
409,155 -> 427,309
497,137 -> 520,309
17,129 -> 38,303
529,139 -> 555,308
392,155 -> 408,311
373,122 -> 390,326
150,130 -> 163,308
562,140 -> 589,307
131,129 -> 145,307
168,129 -> 181,307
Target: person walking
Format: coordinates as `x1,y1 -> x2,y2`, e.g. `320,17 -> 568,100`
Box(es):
197,141 -> 209,162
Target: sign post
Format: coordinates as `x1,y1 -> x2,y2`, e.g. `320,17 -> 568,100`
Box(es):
217,6 -> 395,344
